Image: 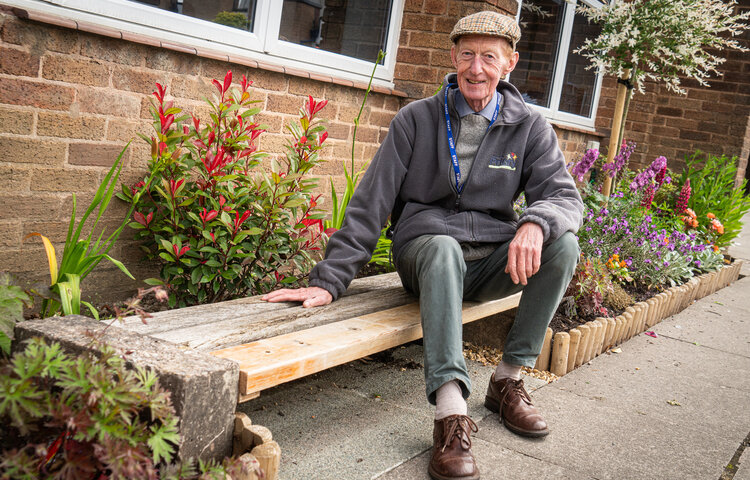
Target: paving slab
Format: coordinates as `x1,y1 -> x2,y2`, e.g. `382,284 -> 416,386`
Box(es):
238,343 -> 545,480
555,341 -> 748,437
377,436 -> 595,480
474,387 -> 737,480
651,277 -> 750,356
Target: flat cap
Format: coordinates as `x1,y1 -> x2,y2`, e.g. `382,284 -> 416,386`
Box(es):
449,10 -> 521,49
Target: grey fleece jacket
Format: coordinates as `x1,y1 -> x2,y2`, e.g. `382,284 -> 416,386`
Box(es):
309,73 -> 583,300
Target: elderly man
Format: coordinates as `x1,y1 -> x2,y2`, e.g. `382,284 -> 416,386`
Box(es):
263,10 -> 582,480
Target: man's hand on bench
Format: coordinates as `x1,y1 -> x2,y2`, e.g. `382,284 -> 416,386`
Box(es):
261,287 -> 333,308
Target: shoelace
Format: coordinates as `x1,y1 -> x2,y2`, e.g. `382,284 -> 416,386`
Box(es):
440,415 -> 479,452
501,378 -> 533,405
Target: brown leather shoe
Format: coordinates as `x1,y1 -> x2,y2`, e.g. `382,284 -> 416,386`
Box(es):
485,374 -> 549,438
428,415 -> 480,480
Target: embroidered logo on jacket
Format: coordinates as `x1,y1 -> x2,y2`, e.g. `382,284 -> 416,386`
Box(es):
489,152 -> 517,170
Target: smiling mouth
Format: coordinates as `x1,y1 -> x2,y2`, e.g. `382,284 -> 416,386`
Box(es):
467,79 -> 485,85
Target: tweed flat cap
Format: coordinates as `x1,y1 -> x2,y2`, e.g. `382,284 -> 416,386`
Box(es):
449,10 -> 521,49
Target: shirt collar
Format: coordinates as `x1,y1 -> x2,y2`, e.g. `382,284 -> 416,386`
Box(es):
454,89 -> 500,121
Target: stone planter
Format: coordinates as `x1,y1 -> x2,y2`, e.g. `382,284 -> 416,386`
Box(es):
537,261 -> 743,377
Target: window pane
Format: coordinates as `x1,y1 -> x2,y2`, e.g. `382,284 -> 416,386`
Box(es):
278,0 -> 392,63
559,11 -> 601,117
511,0 -> 564,109
127,0 -> 257,32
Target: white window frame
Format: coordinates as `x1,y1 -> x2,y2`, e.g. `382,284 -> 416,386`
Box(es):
512,0 -> 605,130
4,0 -> 404,88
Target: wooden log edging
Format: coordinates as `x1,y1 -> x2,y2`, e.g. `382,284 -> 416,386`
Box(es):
547,261 -> 742,379
233,412 -> 281,480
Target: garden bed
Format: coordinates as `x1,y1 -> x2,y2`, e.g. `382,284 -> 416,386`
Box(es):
533,261 -> 743,378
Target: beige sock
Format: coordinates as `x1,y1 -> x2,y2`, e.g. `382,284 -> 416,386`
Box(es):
494,360 -> 522,380
434,380 -> 467,420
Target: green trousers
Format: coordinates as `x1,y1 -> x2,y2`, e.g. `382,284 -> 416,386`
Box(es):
396,232 -> 579,404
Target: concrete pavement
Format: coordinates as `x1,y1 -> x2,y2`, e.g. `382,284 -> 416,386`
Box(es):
238,214 -> 750,480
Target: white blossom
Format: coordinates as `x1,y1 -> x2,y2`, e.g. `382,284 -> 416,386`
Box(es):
575,0 -> 750,95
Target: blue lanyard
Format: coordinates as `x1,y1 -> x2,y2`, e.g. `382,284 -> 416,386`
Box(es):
444,84 -> 500,194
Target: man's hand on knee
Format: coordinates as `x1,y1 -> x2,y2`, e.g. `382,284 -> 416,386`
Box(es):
261,286 -> 333,308
505,222 -> 543,285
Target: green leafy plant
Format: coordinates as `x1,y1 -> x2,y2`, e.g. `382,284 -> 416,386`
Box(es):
680,151 -> 750,248
118,72 -> 328,307
559,257 -> 613,319
213,11 -> 248,30
0,273 -> 32,356
0,338 -> 246,479
323,49 -> 394,269
25,145 -> 144,319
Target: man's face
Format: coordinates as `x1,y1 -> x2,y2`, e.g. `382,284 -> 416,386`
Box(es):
451,35 -> 519,112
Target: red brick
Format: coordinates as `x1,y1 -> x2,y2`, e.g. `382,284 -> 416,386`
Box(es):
409,32 -> 448,49
42,55 -> 110,87
679,130 -> 711,142
37,112 -> 106,140
397,47 -> 430,65
423,0 -> 447,14
404,0 -> 424,13
0,106 -> 34,135
655,106 -> 682,117
434,16 -> 456,34
0,45 -> 40,76
69,142 -> 130,167
112,66 -> 164,94
0,137 -> 67,166
0,78 -> 74,110
650,125 -> 680,137
402,13 -> 434,31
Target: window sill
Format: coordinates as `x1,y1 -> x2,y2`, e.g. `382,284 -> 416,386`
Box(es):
7,5 -> 408,98
549,120 -> 605,137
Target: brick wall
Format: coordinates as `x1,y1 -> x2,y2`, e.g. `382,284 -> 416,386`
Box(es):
0,9 -> 400,303
594,0 -> 750,180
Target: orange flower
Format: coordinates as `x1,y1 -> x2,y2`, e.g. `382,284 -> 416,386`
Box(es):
707,213 -> 716,219
712,244 -> 720,252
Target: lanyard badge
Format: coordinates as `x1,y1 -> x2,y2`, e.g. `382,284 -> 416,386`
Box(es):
443,84 -> 500,194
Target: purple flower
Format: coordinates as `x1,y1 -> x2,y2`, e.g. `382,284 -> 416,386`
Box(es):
602,140 -> 636,178
695,260 -> 702,267
571,148 -> 599,182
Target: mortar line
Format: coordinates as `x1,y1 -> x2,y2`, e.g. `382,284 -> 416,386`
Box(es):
659,333 -> 750,360
719,430 -> 750,480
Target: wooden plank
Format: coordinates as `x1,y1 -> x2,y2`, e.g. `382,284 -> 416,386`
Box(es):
210,292 -> 522,399
118,273 -> 416,351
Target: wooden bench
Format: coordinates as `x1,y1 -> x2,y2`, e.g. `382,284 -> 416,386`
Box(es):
119,272 -> 521,403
